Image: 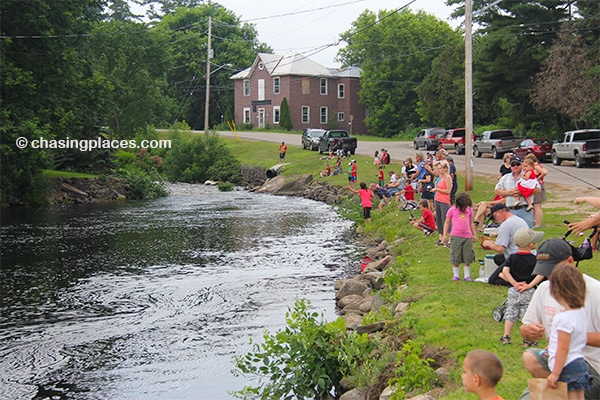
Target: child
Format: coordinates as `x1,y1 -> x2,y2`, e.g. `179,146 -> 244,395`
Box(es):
498,227 -> 545,345
319,163 -> 331,177
411,200 -> 436,236
348,182 -> 375,223
442,192 -> 476,281
517,158 -> 540,212
377,166 -> 385,186
546,262 -> 593,399
373,150 -> 381,165
462,350 -> 505,400
347,159 -> 357,189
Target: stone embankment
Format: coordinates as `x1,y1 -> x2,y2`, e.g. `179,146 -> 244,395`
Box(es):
48,176 -> 132,204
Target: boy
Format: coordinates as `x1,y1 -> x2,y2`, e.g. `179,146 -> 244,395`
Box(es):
462,350 -> 505,400
499,227 -> 545,345
411,200 -> 436,236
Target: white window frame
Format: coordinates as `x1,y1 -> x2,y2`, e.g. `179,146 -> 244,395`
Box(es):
273,77 -> 280,95
320,106 -> 328,124
243,107 -> 251,124
301,106 -> 310,124
338,112 -> 345,122
338,84 -> 345,99
320,78 -> 327,95
257,79 -> 265,101
273,106 -> 280,124
243,80 -> 250,96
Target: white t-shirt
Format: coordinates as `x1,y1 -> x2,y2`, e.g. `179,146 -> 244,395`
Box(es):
548,308 -> 588,371
495,214 -> 528,258
496,171 -> 527,207
522,274 -> 600,373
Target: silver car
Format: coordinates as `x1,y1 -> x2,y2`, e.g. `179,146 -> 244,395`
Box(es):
413,127 -> 446,150
301,128 -> 326,151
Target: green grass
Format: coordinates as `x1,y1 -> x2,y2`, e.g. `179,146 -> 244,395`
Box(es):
222,136 -> 599,399
42,169 -> 99,178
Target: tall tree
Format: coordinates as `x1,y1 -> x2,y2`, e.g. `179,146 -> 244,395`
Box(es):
158,3 -> 270,130
337,9 -> 461,137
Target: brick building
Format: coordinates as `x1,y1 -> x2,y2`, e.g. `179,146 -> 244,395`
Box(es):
230,52 -> 368,135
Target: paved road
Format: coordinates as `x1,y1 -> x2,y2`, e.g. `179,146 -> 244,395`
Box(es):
214,130 -> 599,192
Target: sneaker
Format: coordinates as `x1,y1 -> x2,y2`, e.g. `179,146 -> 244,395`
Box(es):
435,240 -> 442,246
500,335 -> 512,345
523,340 -> 538,348
464,277 -> 473,282
424,230 -> 433,237
526,205 -> 534,211
452,276 -> 459,281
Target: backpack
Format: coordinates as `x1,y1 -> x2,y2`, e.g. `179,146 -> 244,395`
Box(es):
385,153 -> 391,164
402,200 -> 418,211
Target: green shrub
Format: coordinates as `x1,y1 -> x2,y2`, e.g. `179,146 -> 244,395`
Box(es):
218,181 -> 234,191
232,299 -> 376,399
388,340 -> 437,400
117,165 -> 168,199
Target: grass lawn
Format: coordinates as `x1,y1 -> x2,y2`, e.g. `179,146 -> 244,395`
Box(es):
42,170 -> 99,179
222,137 -> 599,399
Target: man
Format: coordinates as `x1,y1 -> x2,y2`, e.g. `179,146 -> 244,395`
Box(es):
384,171 -> 404,198
481,203 -> 528,285
494,155 -> 540,228
518,238 -> 600,400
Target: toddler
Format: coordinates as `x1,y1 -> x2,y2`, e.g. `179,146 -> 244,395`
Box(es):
517,158 -> 540,211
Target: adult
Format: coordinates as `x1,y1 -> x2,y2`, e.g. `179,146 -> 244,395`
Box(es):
384,171 -> 404,198
402,158 -> 417,185
474,197 -> 505,232
494,155 -> 540,228
568,197 -> 600,235
446,155 -> 458,204
481,203 -> 528,285
518,238 -> 600,400
498,153 -> 513,179
432,161 -> 453,245
370,183 -> 391,211
524,154 -> 548,228
413,152 -> 427,189
279,142 -> 287,161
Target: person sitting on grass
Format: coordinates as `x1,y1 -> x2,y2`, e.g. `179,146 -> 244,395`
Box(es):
370,183 -> 391,211
462,350 -> 505,400
498,227 -> 545,346
319,163 -> 331,177
411,200 -> 436,236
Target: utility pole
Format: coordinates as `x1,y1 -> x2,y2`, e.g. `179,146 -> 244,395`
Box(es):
204,16 -> 212,134
464,0 -> 474,191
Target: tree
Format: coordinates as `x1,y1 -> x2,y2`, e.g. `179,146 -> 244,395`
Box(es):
337,9 -> 461,137
279,97 -> 293,131
531,24 -> 600,129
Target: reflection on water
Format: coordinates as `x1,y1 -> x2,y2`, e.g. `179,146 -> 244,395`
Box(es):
0,183 -> 360,399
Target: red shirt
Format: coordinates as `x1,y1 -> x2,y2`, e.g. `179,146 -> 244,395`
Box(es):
404,185 -> 415,200
422,208 -> 436,230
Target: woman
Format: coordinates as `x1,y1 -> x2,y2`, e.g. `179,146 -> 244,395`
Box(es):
432,161 -> 453,246
524,153 -> 548,228
498,152 -> 512,179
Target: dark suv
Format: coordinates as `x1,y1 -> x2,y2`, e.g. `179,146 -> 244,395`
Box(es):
301,129 -> 326,151
413,128 -> 446,150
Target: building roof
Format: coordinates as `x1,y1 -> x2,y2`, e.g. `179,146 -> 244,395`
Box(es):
230,52 -> 361,80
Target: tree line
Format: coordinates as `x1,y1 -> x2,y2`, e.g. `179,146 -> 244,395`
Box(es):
1,0 -> 598,205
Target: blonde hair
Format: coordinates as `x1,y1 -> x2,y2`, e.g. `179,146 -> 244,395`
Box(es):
465,350 -> 503,387
523,158 -> 535,167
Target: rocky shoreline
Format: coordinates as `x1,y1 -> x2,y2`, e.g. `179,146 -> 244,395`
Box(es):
48,176 -> 133,204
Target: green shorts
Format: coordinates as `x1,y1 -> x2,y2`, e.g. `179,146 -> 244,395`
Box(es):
450,236 -> 475,265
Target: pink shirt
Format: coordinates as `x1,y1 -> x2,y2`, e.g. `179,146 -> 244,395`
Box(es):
434,175 -> 451,204
358,189 -> 373,208
445,206 -> 474,238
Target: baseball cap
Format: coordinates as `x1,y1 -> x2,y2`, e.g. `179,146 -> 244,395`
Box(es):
514,227 -> 545,248
490,203 -> 508,216
533,238 -> 573,276
510,155 -> 522,164
446,156 -> 453,162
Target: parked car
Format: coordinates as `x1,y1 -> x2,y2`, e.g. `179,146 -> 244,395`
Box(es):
301,128 -> 326,151
318,130 -> 358,155
552,129 -> 600,168
473,129 -> 522,159
438,128 -> 480,155
513,138 -> 553,161
413,128 -> 446,150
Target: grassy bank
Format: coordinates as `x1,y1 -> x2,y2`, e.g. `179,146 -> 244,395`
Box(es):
223,137 -> 599,399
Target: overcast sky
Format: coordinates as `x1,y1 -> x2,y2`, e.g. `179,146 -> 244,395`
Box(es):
213,0 -> 461,67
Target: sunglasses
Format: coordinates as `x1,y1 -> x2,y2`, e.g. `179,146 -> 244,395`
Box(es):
511,162 -> 521,167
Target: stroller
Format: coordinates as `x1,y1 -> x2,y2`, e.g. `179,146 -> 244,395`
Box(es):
491,224 -> 596,322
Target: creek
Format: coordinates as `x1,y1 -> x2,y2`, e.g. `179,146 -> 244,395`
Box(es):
0,183 -> 360,399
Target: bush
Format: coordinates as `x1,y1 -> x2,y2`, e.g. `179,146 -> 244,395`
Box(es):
117,165 -> 168,199
218,181 -> 234,191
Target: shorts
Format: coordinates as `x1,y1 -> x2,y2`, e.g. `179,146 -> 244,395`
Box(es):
363,207 -> 372,219
449,236 -> 475,265
519,349 -> 600,398
561,358 -> 594,391
348,175 -> 356,183
504,287 -> 534,322
533,184 -> 546,203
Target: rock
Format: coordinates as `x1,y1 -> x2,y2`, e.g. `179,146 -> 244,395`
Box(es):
364,255 -> 392,272
408,394 -> 435,400
359,296 -> 374,313
356,321 -> 385,334
344,313 -> 363,330
435,367 -> 451,384
336,280 -> 369,299
379,386 -> 393,400
394,302 -> 410,316
340,388 -> 366,400
338,294 -> 364,309
61,183 -> 89,199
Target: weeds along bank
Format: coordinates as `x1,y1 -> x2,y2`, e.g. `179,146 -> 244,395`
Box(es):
243,167 -> 599,399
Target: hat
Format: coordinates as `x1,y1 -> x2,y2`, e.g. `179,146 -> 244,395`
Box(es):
348,161 -> 352,166
351,159 -> 356,163
514,227 -> 545,248
490,203 -> 508,215
533,238 -> 573,276
446,156 -> 453,162
510,155 -> 522,164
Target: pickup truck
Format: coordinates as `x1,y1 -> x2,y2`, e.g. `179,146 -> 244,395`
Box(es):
438,128 -> 480,155
551,129 -> 600,168
473,129 -> 521,159
318,130 -> 357,155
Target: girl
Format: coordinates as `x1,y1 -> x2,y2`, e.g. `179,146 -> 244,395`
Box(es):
348,182 -> 375,223
547,262 -> 593,400
524,154 -> 548,228
432,161 -> 453,246
373,150 -> 381,165
517,158 -> 540,212
442,192 -> 476,281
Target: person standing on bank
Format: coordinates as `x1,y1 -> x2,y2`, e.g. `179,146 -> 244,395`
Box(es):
279,142 -> 287,161
432,161 -> 453,246
494,155 -> 541,228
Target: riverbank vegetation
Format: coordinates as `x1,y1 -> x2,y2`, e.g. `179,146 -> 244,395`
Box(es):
226,137 -> 600,399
